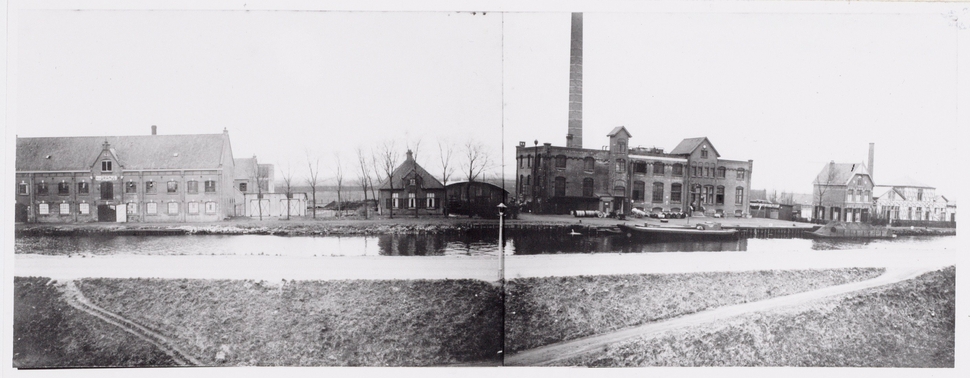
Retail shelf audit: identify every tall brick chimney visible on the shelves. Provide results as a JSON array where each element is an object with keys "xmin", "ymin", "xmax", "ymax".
[
  {"xmin": 566, "ymin": 12, "xmax": 583, "ymax": 149},
  {"xmin": 151, "ymin": 125, "xmax": 157, "ymax": 135},
  {"xmin": 868, "ymin": 143, "xmax": 875, "ymax": 182}
]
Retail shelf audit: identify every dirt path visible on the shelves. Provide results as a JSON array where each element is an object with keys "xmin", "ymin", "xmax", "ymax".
[
  {"xmin": 59, "ymin": 281, "xmax": 201, "ymax": 366},
  {"xmin": 505, "ymin": 266, "xmax": 940, "ymax": 366}
]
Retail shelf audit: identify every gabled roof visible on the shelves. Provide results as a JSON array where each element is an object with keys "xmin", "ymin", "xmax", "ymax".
[
  {"xmin": 444, "ymin": 180, "xmax": 510, "ymax": 195},
  {"xmin": 670, "ymin": 137, "xmax": 720, "ymax": 157},
  {"xmin": 814, "ymin": 162, "xmax": 871, "ymax": 186},
  {"xmin": 17, "ymin": 134, "xmax": 230, "ymax": 171},
  {"xmin": 607, "ymin": 126, "xmax": 632, "ymax": 138},
  {"xmin": 872, "ymin": 185, "xmax": 905, "ymax": 200},
  {"xmin": 879, "ymin": 175, "xmax": 934, "ymax": 189},
  {"xmin": 378, "ymin": 152, "xmax": 444, "ymax": 190},
  {"xmin": 234, "ymin": 157, "xmax": 256, "ymax": 178}
]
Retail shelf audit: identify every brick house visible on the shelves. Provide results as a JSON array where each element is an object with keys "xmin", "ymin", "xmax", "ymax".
[
  {"xmin": 15, "ymin": 128, "xmax": 238, "ymax": 223},
  {"xmin": 378, "ymin": 150, "xmax": 445, "ymax": 217},
  {"xmin": 873, "ymin": 178, "xmax": 956, "ymax": 223},
  {"xmin": 812, "ymin": 161, "xmax": 874, "ymax": 223}
]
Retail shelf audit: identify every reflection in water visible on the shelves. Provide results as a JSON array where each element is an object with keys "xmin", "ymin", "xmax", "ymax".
[{"xmin": 14, "ymin": 230, "xmax": 955, "ymax": 257}]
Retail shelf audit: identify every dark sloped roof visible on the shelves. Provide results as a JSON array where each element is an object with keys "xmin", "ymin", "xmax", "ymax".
[
  {"xmin": 607, "ymin": 126, "xmax": 632, "ymax": 138},
  {"xmin": 17, "ymin": 134, "xmax": 229, "ymax": 171},
  {"xmin": 444, "ymin": 181, "xmax": 510, "ymax": 195},
  {"xmin": 669, "ymin": 137, "xmax": 720, "ymax": 157},
  {"xmin": 378, "ymin": 153, "xmax": 444, "ymax": 190},
  {"xmin": 814, "ymin": 162, "xmax": 870, "ymax": 186}
]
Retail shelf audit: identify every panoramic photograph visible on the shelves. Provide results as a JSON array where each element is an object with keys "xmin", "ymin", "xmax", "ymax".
[{"xmin": 3, "ymin": 0, "xmax": 965, "ymax": 375}]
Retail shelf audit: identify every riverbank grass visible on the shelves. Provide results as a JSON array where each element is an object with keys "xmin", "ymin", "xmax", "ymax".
[
  {"xmin": 562, "ymin": 266, "xmax": 954, "ymax": 367},
  {"xmin": 75, "ymin": 278, "xmax": 502, "ymax": 366},
  {"xmin": 505, "ymin": 267, "xmax": 884, "ymax": 353}
]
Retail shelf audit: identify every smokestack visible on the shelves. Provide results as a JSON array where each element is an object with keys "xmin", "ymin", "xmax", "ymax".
[
  {"xmin": 151, "ymin": 125, "xmax": 157, "ymax": 135},
  {"xmin": 567, "ymin": 12, "xmax": 583, "ymax": 149},
  {"xmin": 868, "ymin": 143, "xmax": 874, "ymax": 181}
]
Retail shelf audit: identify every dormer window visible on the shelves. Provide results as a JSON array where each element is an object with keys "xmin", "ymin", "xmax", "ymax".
[{"xmin": 101, "ymin": 160, "xmax": 113, "ymax": 172}]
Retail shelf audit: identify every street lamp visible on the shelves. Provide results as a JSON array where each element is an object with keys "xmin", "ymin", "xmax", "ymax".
[
  {"xmin": 532, "ymin": 140, "xmax": 539, "ymax": 214},
  {"xmin": 497, "ymin": 202, "xmax": 507, "ymax": 282}
]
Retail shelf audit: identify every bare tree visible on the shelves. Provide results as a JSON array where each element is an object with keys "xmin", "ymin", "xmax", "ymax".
[
  {"xmin": 376, "ymin": 141, "xmax": 400, "ymax": 218},
  {"xmin": 305, "ymin": 149, "xmax": 321, "ymax": 219},
  {"xmin": 813, "ymin": 162, "xmax": 840, "ymax": 222},
  {"xmin": 250, "ymin": 155, "xmax": 265, "ymax": 221},
  {"xmin": 280, "ymin": 162, "xmax": 295, "ymax": 220},
  {"xmin": 459, "ymin": 139, "xmax": 491, "ymax": 211},
  {"xmin": 355, "ymin": 146, "xmax": 372, "ymax": 219},
  {"xmin": 333, "ymin": 152, "xmax": 345, "ymax": 217},
  {"xmin": 437, "ymin": 139, "xmax": 455, "ymax": 215}
]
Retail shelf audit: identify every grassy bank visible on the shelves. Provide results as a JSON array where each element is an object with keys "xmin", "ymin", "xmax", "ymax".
[
  {"xmin": 76, "ymin": 278, "xmax": 502, "ymax": 366},
  {"xmin": 505, "ymin": 267, "xmax": 884, "ymax": 353},
  {"xmin": 13, "ymin": 277, "xmax": 175, "ymax": 368},
  {"xmin": 561, "ymin": 266, "xmax": 954, "ymax": 367}
]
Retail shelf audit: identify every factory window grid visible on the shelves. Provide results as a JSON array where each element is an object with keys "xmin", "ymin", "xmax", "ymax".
[
  {"xmin": 168, "ymin": 202, "xmax": 179, "ymax": 215},
  {"xmin": 147, "ymin": 202, "xmax": 157, "ymax": 215},
  {"xmin": 671, "ymin": 183, "xmax": 682, "ymax": 203},
  {"xmin": 146, "ymin": 181, "xmax": 156, "ymax": 194},
  {"xmin": 735, "ymin": 187, "xmax": 744, "ymax": 204},
  {"xmin": 653, "ymin": 162, "xmax": 665, "ymax": 175},
  {"xmin": 188, "ymin": 202, "xmax": 200, "ymax": 215},
  {"xmin": 79, "ymin": 203, "xmax": 90, "ymax": 214},
  {"xmin": 554, "ymin": 177, "xmax": 566, "ymax": 197},
  {"xmin": 126, "ymin": 182, "xmax": 137, "ymax": 194},
  {"xmin": 615, "ymin": 159, "xmax": 626, "ymax": 173},
  {"xmin": 652, "ymin": 182, "xmax": 664, "ymax": 203},
  {"xmin": 672, "ymin": 164, "xmax": 684, "ymax": 177},
  {"xmin": 717, "ymin": 166, "xmax": 726, "ymax": 178},
  {"xmin": 58, "ymin": 181, "xmax": 70, "ymax": 195},
  {"xmin": 187, "ymin": 180, "xmax": 199, "ymax": 194},
  {"xmin": 77, "ymin": 181, "xmax": 89, "ymax": 195},
  {"xmin": 205, "ymin": 202, "xmax": 217, "ymax": 214},
  {"xmin": 167, "ymin": 181, "xmax": 178, "ymax": 193},
  {"xmin": 633, "ymin": 162, "xmax": 647, "ymax": 174},
  {"xmin": 36, "ymin": 182, "xmax": 49, "ymax": 195},
  {"xmin": 38, "ymin": 203, "xmax": 49, "ymax": 215},
  {"xmin": 59, "ymin": 203, "xmax": 70, "ymax": 214},
  {"xmin": 632, "ymin": 181, "xmax": 645, "ymax": 202}
]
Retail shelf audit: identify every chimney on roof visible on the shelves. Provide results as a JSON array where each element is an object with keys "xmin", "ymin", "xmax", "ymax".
[
  {"xmin": 151, "ymin": 125, "xmax": 157, "ymax": 135},
  {"xmin": 567, "ymin": 12, "xmax": 583, "ymax": 149},
  {"xmin": 868, "ymin": 143, "xmax": 875, "ymax": 182},
  {"xmin": 406, "ymin": 150, "xmax": 414, "ymax": 161}
]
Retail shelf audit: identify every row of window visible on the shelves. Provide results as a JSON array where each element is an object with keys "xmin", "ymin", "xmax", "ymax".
[
  {"xmin": 34, "ymin": 201, "xmax": 218, "ymax": 216},
  {"xmin": 846, "ymin": 189, "xmax": 871, "ymax": 203},
  {"xmin": 389, "ymin": 193, "xmax": 438, "ymax": 209},
  {"xmin": 19, "ymin": 180, "xmax": 218, "ymax": 195}
]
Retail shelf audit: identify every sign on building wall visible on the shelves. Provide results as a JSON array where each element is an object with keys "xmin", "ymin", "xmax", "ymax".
[{"xmin": 95, "ymin": 175, "xmax": 118, "ymax": 181}]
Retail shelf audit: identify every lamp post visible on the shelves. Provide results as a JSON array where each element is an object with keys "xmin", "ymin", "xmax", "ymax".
[
  {"xmin": 532, "ymin": 140, "xmax": 539, "ymax": 213},
  {"xmin": 497, "ymin": 202, "xmax": 507, "ymax": 282}
]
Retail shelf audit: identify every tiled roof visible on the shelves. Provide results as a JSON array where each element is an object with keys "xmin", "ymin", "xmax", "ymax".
[
  {"xmin": 607, "ymin": 126, "xmax": 632, "ymax": 138},
  {"xmin": 378, "ymin": 153, "xmax": 444, "ymax": 190},
  {"xmin": 814, "ymin": 162, "xmax": 870, "ymax": 186},
  {"xmin": 670, "ymin": 137, "xmax": 720, "ymax": 157},
  {"xmin": 17, "ymin": 134, "xmax": 229, "ymax": 171}
]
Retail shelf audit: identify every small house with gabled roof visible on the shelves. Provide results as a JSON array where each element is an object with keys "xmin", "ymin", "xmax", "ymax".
[
  {"xmin": 812, "ymin": 161, "xmax": 874, "ymax": 222},
  {"xmin": 378, "ymin": 150, "xmax": 445, "ymax": 217},
  {"xmin": 15, "ymin": 127, "xmax": 238, "ymax": 223}
]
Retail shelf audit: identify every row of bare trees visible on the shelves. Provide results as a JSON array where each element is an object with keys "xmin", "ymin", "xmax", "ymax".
[{"xmin": 290, "ymin": 138, "xmax": 492, "ymax": 220}]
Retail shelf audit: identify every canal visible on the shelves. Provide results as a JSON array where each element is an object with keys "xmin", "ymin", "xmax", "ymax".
[{"xmin": 14, "ymin": 228, "xmax": 957, "ymax": 257}]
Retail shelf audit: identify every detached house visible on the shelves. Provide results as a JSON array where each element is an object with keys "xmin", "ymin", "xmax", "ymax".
[
  {"xmin": 15, "ymin": 127, "xmax": 238, "ymax": 223},
  {"xmin": 378, "ymin": 150, "xmax": 445, "ymax": 217},
  {"xmin": 812, "ymin": 161, "xmax": 874, "ymax": 223}
]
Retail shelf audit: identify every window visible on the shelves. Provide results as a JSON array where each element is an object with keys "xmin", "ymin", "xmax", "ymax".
[
  {"xmin": 650, "ymin": 182, "xmax": 663, "ymax": 203},
  {"xmin": 653, "ymin": 163, "xmax": 665, "ymax": 175},
  {"xmin": 77, "ymin": 182, "xmax": 89, "ymax": 194},
  {"xmin": 205, "ymin": 180, "xmax": 217, "ymax": 193},
  {"xmin": 617, "ymin": 140, "xmax": 627, "ymax": 153},
  {"xmin": 671, "ymin": 183, "xmax": 682, "ymax": 203},
  {"xmin": 614, "ymin": 185, "xmax": 626, "ymax": 197},
  {"xmin": 38, "ymin": 203, "xmax": 49, "ymax": 215},
  {"xmin": 126, "ymin": 182, "xmax": 137, "ymax": 194},
  {"xmin": 58, "ymin": 182, "xmax": 70, "ymax": 195},
  {"xmin": 737, "ymin": 169, "xmax": 746, "ymax": 180},
  {"xmin": 189, "ymin": 202, "xmax": 200, "ymax": 215},
  {"xmin": 716, "ymin": 186, "xmax": 725, "ymax": 205},
  {"xmin": 526, "ymin": 175, "xmax": 531, "ymax": 186},
  {"xmin": 392, "ymin": 193, "xmax": 400, "ymax": 208},
  {"xmin": 167, "ymin": 181, "xmax": 178, "ymax": 193},
  {"xmin": 615, "ymin": 159, "xmax": 626, "ymax": 173},
  {"xmin": 554, "ymin": 177, "xmax": 566, "ymax": 197},
  {"xmin": 37, "ymin": 182, "xmax": 49, "ymax": 195},
  {"xmin": 704, "ymin": 185, "xmax": 715, "ymax": 204},
  {"xmin": 80, "ymin": 203, "xmax": 90, "ymax": 214},
  {"xmin": 582, "ymin": 178, "xmax": 594, "ymax": 197},
  {"xmin": 848, "ymin": 189, "xmax": 855, "ymax": 202},
  {"xmin": 205, "ymin": 202, "xmax": 217, "ymax": 214},
  {"xmin": 633, "ymin": 162, "xmax": 647, "ymax": 174},
  {"xmin": 555, "ymin": 155, "xmax": 567, "ymax": 169},
  {"xmin": 584, "ymin": 157, "xmax": 595, "ymax": 172},
  {"xmin": 632, "ymin": 181, "xmax": 645, "ymax": 201},
  {"xmin": 701, "ymin": 149, "xmax": 709, "ymax": 159},
  {"xmin": 60, "ymin": 203, "xmax": 70, "ymax": 214},
  {"xmin": 146, "ymin": 181, "xmax": 156, "ymax": 194},
  {"xmin": 736, "ymin": 187, "xmax": 744, "ymax": 204},
  {"xmin": 519, "ymin": 156, "xmax": 524, "ymax": 169},
  {"xmin": 128, "ymin": 203, "xmax": 137, "ymax": 215},
  {"xmin": 427, "ymin": 193, "xmax": 436, "ymax": 209},
  {"xmin": 917, "ymin": 189, "xmax": 924, "ymax": 201},
  {"xmin": 691, "ymin": 164, "xmax": 698, "ymax": 177},
  {"xmin": 168, "ymin": 202, "xmax": 179, "ymax": 215},
  {"xmin": 147, "ymin": 202, "xmax": 157, "ymax": 215},
  {"xmin": 408, "ymin": 193, "xmax": 416, "ymax": 208},
  {"xmin": 716, "ymin": 166, "xmax": 726, "ymax": 178},
  {"xmin": 527, "ymin": 155, "xmax": 532, "ymax": 168},
  {"xmin": 239, "ymin": 183, "xmax": 248, "ymax": 192},
  {"xmin": 187, "ymin": 180, "xmax": 199, "ymax": 194},
  {"xmin": 101, "ymin": 160, "xmax": 112, "ymax": 172},
  {"xmin": 408, "ymin": 178, "xmax": 416, "ymax": 186},
  {"xmin": 18, "ymin": 182, "xmax": 28, "ymax": 195},
  {"xmin": 672, "ymin": 164, "xmax": 683, "ymax": 177}
]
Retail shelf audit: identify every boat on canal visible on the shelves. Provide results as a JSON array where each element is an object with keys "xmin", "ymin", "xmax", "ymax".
[
  {"xmin": 617, "ymin": 222, "xmax": 738, "ymax": 239},
  {"xmin": 807, "ymin": 221, "xmax": 895, "ymax": 239}
]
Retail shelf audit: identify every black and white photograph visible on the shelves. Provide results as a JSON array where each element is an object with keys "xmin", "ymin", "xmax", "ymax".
[{"xmin": 2, "ymin": 0, "xmax": 965, "ymax": 375}]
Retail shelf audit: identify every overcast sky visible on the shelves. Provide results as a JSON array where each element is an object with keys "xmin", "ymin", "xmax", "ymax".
[{"xmin": 7, "ymin": 2, "xmax": 967, "ymax": 199}]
